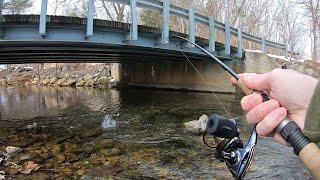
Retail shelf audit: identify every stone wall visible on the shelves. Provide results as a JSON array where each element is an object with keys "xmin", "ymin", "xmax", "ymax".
[
  {"xmin": 244, "ymin": 50, "xmax": 320, "ymax": 79},
  {"xmin": 0, "ymin": 64, "xmax": 113, "ymax": 87}
]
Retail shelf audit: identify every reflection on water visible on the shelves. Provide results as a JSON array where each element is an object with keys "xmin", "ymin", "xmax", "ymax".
[
  {"xmin": 0, "ymin": 87, "xmax": 121, "ymax": 120},
  {"xmin": 0, "ymin": 86, "xmax": 311, "ymax": 179}
]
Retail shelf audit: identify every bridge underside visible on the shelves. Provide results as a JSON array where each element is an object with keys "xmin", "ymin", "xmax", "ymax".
[
  {"xmin": 0, "ymin": 15, "xmax": 239, "ymax": 64},
  {"xmin": 0, "ymin": 41, "xmax": 229, "ymax": 64}
]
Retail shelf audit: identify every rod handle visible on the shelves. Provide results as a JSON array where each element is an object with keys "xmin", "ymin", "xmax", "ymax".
[
  {"xmin": 299, "ymin": 143, "xmax": 320, "ymax": 179},
  {"xmin": 277, "ymin": 120, "xmax": 320, "ymax": 179}
]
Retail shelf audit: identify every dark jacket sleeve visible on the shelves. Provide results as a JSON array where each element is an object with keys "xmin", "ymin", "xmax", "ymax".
[{"xmin": 304, "ymin": 82, "xmax": 320, "ymax": 147}]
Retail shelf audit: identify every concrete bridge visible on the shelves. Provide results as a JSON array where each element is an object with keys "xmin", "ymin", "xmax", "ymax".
[{"xmin": 0, "ymin": 0, "xmax": 288, "ymax": 92}]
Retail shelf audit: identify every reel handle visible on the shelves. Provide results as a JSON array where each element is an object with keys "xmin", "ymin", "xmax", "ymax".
[{"xmin": 237, "ymin": 79, "xmax": 320, "ymax": 179}]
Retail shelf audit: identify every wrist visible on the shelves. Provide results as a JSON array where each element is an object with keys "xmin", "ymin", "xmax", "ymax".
[{"xmin": 304, "ymin": 81, "xmax": 320, "ymax": 146}]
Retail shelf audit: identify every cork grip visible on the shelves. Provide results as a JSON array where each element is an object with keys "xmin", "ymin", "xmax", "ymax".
[{"xmin": 299, "ymin": 143, "xmax": 320, "ymax": 179}]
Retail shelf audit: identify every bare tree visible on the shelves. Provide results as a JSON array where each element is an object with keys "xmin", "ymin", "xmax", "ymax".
[
  {"xmin": 298, "ymin": 0, "xmax": 320, "ymax": 61},
  {"xmin": 66, "ymin": 0, "xmax": 88, "ymax": 17},
  {"xmin": 3, "ymin": 0, "xmax": 32, "ymax": 14},
  {"xmin": 100, "ymin": 0, "xmax": 126, "ymax": 22}
]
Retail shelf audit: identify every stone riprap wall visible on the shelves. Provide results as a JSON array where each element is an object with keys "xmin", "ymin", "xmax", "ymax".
[{"xmin": 0, "ymin": 64, "xmax": 113, "ymax": 87}]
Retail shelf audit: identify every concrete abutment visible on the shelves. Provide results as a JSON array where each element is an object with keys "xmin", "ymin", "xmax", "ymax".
[{"xmin": 111, "ymin": 50, "xmax": 320, "ymax": 93}]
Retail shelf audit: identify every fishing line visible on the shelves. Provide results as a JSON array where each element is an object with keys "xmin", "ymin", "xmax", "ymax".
[{"xmin": 177, "ymin": 48, "xmax": 233, "ymax": 119}]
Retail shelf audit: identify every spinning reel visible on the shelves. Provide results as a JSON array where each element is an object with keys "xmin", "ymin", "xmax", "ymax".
[{"xmin": 203, "ymin": 114, "xmax": 257, "ymax": 179}]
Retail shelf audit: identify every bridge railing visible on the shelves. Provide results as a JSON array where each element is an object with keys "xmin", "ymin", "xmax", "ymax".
[
  {"xmin": 0, "ymin": 0, "xmax": 288, "ymax": 59},
  {"xmin": 105, "ymin": 0, "xmax": 288, "ymax": 58}
]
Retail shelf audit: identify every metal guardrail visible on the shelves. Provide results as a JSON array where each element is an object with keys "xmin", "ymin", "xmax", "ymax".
[
  {"xmin": 106, "ymin": 0, "xmax": 288, "ymax": 58},
  {"xmin": 0, "ymin": 0, "xmax": 288, "ymax": 58}
]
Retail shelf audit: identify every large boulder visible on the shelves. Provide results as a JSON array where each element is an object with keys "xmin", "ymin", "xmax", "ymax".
[
  {"xmin": 61, "ymin": 65, "xmax": 69, "ymax": 73},
  {"xmin": 184, "ymin": 114, "xmax": 208, "ymax": 134},
  {"xmin": 85, "ymin": 78, "xmax": 95, "ymax": 86},
  {"xmin": 31, "ymin": 77, "xmax": 39, "ymax": 85},
  {"xmin": 0, "ymin": 78, "xmax": 6, "ymax": 85},
  {"xmin": 55, "ymin": 78, "xmax": 66, "ymax": 86},
  {"xmin": 63, "ymin": 78, "xmax": 76, "ymax": 86},
  {"xmin": 40, "ymin": 77, "xmax": 51, "ymax": 85},
  {"xmin": 100, "ymin": 66, "xmax": 111, "ymax": 77},
  {"xmin": 6, "ymin": 146, "xmax": 23, "ymax": 155},
  {"xmin": 76, "ymin": 78, "xmax": 86, "ymax": 86},
  {"xmin": 49, "ymin": 77, "xmax": 58, "ymax": 85},
  {"xmin": 82, "ymin": 74, "xmax": 92, "ymax": 81},
  {"xmin": 96, "ymin": 76, "xmax": 109, "ymax": 86}
]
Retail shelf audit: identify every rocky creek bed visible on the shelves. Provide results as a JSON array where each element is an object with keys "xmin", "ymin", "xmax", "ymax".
[{"xmin": 0, "ymin": 86, "xmax": 312, "ymax": 179}]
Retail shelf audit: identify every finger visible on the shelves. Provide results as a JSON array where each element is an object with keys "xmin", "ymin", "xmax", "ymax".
[
  {"xmin": 230, "ymin": 77, "xmax": 237, "ymax": 86},
  {"xmin": 246, "ymin": 99, "xmax": 280, "ymax": 124},
  {"xmin": 256, "ymin": 107, "xmax": 287, "ymax": 136},
  {"xmin": 240, "ymin": 73, "xmax": 272, "ymax": 91},
  {"xmin": 240, "ymin": 93, "xmax": 263, "ymax": 111}
]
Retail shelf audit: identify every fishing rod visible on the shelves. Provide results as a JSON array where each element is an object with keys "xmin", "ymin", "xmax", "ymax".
[{"xmin": 172, "ymin": 35, "xmax": 320, "ymax": 180}]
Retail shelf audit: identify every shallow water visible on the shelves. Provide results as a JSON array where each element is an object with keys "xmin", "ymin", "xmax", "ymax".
[{"xmin": 0, "ymin": 86, "xmax": 311, "ymax": 179}]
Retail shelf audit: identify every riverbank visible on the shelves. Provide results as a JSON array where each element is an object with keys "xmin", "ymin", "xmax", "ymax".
[{"xmin": 0, "ymin": 64, "xmax": 113, "ymax": 88}]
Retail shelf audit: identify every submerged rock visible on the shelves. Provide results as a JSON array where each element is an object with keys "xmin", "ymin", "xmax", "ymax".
[
  {"xmin": 95, "ymin": 139, "xmax": 114, "ymax": 149},
  {"xmin": 65, "ymin": 153, "xmax": 79, "ymax": 162},
  {"xmin": 6, "ymin": 146, "xmax": 23, "ymax": 155},
  {"xmin": 19, "ymin": 154, "xmax": 34, "ymax": 162},
  {"xmin": 184, "ymin": 114, "xmax": 208, "ymax": 134},
  {"xmin": 29, "ymin": 172, "xmax": 50, "ymax": 180},
  {"xmin": 26, "ymin": 122, "xmax": 37, "ymax": 130},
  {"xmin": 117, "ymin": 169, "xmax": 144, "ymax": 179},
  {"xmin": 56, "ymin": 154, "xmax": 66, "ymax": 163},
  {"xmin": 78, "ymin": 130, "xmax": 102, "ymax": 139},
  {"xmin": 64, "ymin": 142, "xmax": 79, "ymax": 153},
  {"xmin": 51, "ymin": 144, "xmax": 61, "ymax": 155}
]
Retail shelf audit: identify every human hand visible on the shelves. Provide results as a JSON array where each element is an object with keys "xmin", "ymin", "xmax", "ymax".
[{"xmin": 231, "ymin": 69, "xmax": 318, "ymax": 144}]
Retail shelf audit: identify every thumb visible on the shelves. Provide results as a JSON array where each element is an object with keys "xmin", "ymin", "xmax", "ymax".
[{"xmin": 240, "ymin": 73, "xmax": 272, "ymax": 91}]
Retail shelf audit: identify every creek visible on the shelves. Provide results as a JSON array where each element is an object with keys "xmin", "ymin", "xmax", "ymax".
[{"xmin": 0, "ymin": 86, "xmax": 311, "ymax": 179}]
